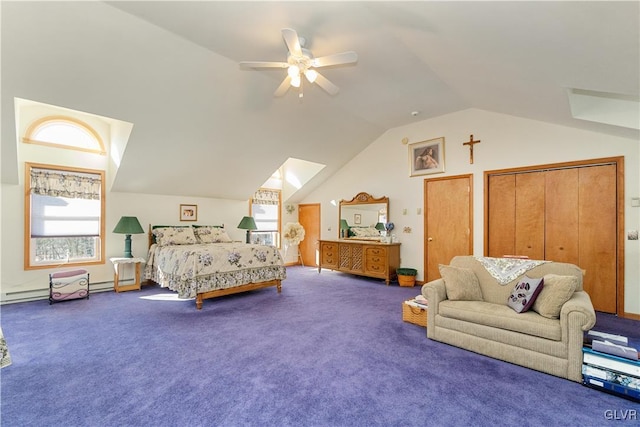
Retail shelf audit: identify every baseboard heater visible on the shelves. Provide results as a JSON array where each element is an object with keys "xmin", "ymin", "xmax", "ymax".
[{"xmin": 1, "ymin": 281, "xmax": 114, "ymax": 305}]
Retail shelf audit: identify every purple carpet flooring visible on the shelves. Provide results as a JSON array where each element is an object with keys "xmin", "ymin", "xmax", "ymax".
[{"xmin": 1, "ymin": 266, "xmax": 638, "ymax": 426}]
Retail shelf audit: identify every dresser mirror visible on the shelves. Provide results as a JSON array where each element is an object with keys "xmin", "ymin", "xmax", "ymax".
[{"xmin": 339, "ymin": 192, "xmax": 389, "ymax": 240}]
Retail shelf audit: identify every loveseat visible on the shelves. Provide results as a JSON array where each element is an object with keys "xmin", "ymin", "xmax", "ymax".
[{"xmin": 421, "ymin": 256, "xmax": 596, "ymax": 382}]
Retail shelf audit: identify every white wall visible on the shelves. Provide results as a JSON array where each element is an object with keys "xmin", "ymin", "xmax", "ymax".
[{"xmin": 302, "ymin": 108, "xmax": 640, "ymax": 315}]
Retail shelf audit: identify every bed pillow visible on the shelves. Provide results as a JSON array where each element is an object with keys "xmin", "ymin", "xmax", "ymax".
[
  {"xmin": 152, "ymin": 227, "xmax": 197, "ymax": 246},
  {"xmin": 350, "ymin": 226, "xmax": 380, "ymax": 238},
  {"xmin": 439, "ymin": 264, "xmax": 483, "ymax": 301},
  {"xmin": 531, "ymin": 274, "xmax": 577, "ymax": 319},
  {"xmin": 194, "ymin": 226, "xmax": 232, "ymax": 243},
  {"xmin": 507, "ymin": 276, "xmax": 544, "ymax": 313}
]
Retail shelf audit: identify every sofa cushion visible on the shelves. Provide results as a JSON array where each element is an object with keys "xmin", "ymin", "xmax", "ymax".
[
  {"xmin": 439, "ymin": 300, "xmax": 562, "ymax": 341},
  {"xmin": 532, "ymin": 274, "xmax": 577, "ymax": 319},
  {"xmin": 439, "ymin": 264, "xmax": 483, "ymax": 301},
  {"xmin": 507, "ymin": 276, "xmax": 544, "ymax": 313}
]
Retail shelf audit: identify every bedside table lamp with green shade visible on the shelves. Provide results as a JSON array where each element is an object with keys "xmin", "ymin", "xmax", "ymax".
[
  {"xmin": 340, "ymin": 219, "xmax": 350, "ymax": 238},
  {"xmin": 113, "ymin": 216, "xmax": 144, "ymax": 258},
  {"xmin": 237, "ymin": 216, "xmax": 257, "ymax": 244}
]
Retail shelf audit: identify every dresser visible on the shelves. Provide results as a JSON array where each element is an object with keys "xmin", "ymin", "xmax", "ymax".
[{"xmin": 318, "ymin": 239, "xmax": 401, "ymax": 285}]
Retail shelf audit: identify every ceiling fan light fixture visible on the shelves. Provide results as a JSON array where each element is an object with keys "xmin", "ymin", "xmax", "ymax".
[
  {"xmin": 290, "ymin": 74, "xmax": 301, "ymax": 88},
  {"xmin": 304, "ymin": 69, "xmax": 318, "ymax": 83},
  {"xmin": 287, "ymin": 65, "xmax": 300, "ymax": 79}
]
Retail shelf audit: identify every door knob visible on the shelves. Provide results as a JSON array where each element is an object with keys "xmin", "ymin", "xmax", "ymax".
[{"xmin": 428, "ymin": 237, "xmax": 433, "ymax": 242}]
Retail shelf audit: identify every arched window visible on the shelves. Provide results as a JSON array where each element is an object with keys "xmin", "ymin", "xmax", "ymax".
[{"xmin": 23, "ymin": 116, "xmax": 105, "ymax": 155}]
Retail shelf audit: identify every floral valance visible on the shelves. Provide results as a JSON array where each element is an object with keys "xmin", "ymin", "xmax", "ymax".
[
  {"xmin": 253, "ymin": 189, "xmax": 280, "ymax": 205},
  {"xmin": 30, "ymin": 168, "xmax": 102, "ymax": 200}
]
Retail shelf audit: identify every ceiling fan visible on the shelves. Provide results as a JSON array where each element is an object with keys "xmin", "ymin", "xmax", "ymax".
[{"xmin": 240, "ymin": 28, "xmax": 358, "ymax": 98}]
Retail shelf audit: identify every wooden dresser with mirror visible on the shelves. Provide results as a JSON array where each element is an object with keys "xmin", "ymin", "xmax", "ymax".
[{"xmin": 318, "ymin": 192, "xmax": 400, "ymax": 285}]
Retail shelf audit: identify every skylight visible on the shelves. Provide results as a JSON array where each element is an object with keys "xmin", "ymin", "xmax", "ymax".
[{"xmin": 567, "ymin": 89, "xmax": 640, "ymax": 130}]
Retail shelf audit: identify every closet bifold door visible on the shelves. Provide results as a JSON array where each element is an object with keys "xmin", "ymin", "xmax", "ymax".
[
  {"xmin": 486, "ymin": 161, "xmax": 619, "ymax": 314},
  {"xmin": 514, "ymin": 172, "xmax": 545, "ymax": 260},
  {"xmin": 577, "ymin": 164, "xmax": 617, "ymax": 313},
  {"xmin": 545, "ymin": 168, "xmax": 579, "ymax": 264},
  {"xmin": 487, "ymin": 174, "xmax": 516, "ymax": 258}
]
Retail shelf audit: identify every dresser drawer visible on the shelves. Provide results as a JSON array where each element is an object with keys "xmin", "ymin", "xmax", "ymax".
[
  {"xmin": 365, "ymin": 247, "xmax": 387, "ymax": 258},
  {"xmin": 321, "ymin": 243, "xmax": 338, "ymax": 268}
]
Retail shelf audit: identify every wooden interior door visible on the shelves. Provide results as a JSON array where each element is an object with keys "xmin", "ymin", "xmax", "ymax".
[
  {"xmin": 298, "ymin": 203, "xmax": 320, "ymax": 267},
  {"xmin": 425, "ymin": 175, "xmax": 473, "ymax": 283}
]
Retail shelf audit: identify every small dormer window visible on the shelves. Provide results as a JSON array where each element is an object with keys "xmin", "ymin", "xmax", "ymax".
[{"xmin": 23, "ymin": 116, "xmax": 105, "ymax": 155}]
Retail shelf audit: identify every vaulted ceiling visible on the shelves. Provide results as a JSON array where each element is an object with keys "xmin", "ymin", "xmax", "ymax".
[{"xmin": 2, "ymin": 1, "xmax": 638, "ymax": 201}]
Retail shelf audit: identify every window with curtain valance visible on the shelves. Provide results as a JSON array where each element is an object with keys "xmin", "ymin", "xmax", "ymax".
[
  {"xmin": 250, "ymin": 188, "xmax": 281, "ymax": 247},
  {"xmin": 25, "ymin": 163, "xmax": 105, "ymax": 269}
]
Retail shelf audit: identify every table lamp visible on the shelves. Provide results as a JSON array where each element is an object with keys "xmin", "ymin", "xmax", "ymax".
[
  {"xmin": 113, "ymin": 216, "xmax": 144, "ymax": 258},
  {"xmin": 340, "ymin": 219, "xmax": 350, "ymax": 238},
  {"xmin": 237, "ymin": 216, "xmax": 257, "ymax": 243}
]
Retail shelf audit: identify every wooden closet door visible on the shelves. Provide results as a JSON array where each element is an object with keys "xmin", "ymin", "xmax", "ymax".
[
  {"xmin": 487, "ymin": 175, "xmax": 516, "ymax": 257},
  {"xmin": 579, "ymin": 165, "xmax": 617, "ymax": 313},
  {"xmin": 514, "ymin": 172, "xmax": 545, "ymax": 260},
  {"xmin": 545, "ymin": 169, "xmax": 579, "ymax": 264}
]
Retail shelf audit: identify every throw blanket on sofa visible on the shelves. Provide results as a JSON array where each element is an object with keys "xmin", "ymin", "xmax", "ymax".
[{"xmin": 475, "ymin": 257, "xmax": 549, "ymax": 285}]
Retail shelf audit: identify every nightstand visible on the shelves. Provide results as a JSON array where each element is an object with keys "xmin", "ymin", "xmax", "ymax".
[{"xmin": 110, "ymin": 257, "xmax": 145, "ymax": 292}]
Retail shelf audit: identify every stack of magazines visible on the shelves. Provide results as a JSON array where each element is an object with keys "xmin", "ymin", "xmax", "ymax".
[
  {"xmin": 405, "ymin": 295, "xmax": 428, "ymax": 309},
  {"xmin": 582, "ymin": 330, "xmax": 639, "ymax": 402}
]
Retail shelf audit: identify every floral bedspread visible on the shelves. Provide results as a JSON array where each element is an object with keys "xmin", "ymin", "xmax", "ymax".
[{"xmin": 145, "ymin": 243, "xmax": 286, "ymax": 299}]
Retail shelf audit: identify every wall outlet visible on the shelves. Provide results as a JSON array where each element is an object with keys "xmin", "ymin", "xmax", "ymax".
[
  {"xmin": 402, "ymin": 208, "xmax": 407, "ymax": 215},
  {"xmin": 416, "ymin": 208, "xmax": 422, "ymax": 215}
]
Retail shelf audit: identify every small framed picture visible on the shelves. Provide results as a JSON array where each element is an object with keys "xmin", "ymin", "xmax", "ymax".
[
  {"xmin": 409, "ymin": 137, "xmax": 445, "ymax": 176},
  {"xmin": 180, "ymin": 204, "xmax": 198, "ymax": 221},
  {"xmin": 354, "ymin": 214, "xmax": 362, "ymax": 225}
]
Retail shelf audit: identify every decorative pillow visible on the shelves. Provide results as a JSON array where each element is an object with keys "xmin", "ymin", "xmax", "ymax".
[
  {"xmin": 507, "ymin": 275, "xmax": 544, "ymax": 313},
  {"xmin": 194, "ymin": 226, "xmax": 232, "ymax": 243},
  {"xmin": 152, "ymin": 227, "xmax": 197, "ymax": 246},
  {"xmin": 439, "ymin": 264, "xmax": 483, "ymax": 301},
  {"xmin": 531, "ymin": 274, "xmax": 577, "ymax": 319}
]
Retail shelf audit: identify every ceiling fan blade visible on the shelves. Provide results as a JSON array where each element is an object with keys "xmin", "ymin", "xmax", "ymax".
[
  {"xmin": 314, "ymin": 72, "xmax": 339, "ymax": 96},
  {"xmin": 281, "ymin": 28, "xmax": 302, "ymax": 57},
  {"xmin": 312, "ymin": 51, "xmax": 358, "ymax": 68},
  {"xmin": 274, "ymin": 75, "xmax": 292, "ymax": 97},
  {"xmin": 239, "ymin": 61, "xmax": 288, "ymax": 69}
]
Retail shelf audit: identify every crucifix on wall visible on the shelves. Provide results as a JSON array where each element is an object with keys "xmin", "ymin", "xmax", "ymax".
[{"xmin": 463, "ymin": 134, "xmax": 481, "ymax": 164}]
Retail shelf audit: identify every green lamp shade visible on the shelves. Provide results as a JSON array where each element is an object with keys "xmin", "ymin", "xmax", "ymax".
[
  {"xmin": 113, "ymin": 216, "xmax": 144, "ymax": 258},
  {"xmin": 340, "ymin": 219, "xmax": 350, "ymax": 238},
  {"xmin": 238, "ymin": 216, "xmax": 257, "ymax": 243},
  {"xmin": 375, "ymin": 222, "xmax": 385, "ymax": 231}
]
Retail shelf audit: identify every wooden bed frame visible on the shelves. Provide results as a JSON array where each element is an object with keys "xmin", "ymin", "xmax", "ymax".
[{"xmin": 147, "ymin": 225, "xmax": 282, "ymax": 310}]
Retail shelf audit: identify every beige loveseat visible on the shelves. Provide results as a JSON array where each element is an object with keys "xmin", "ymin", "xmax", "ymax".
[{"xmin": 421, "ymin": 256, "xmax": 596, "ymax": 382}]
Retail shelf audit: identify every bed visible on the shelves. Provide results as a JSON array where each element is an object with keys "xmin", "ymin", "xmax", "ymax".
[
  {"xmin": 345, "ymin": 225, "xmax": 384, "ymax": 241},
  {"xmin": 144, "ymin": 225, "xmax": 286, "ymax": 310}
]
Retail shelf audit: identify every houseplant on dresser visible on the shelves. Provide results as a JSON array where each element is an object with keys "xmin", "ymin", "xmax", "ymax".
[{"xmin": 396, "ymin": 268, "xmax": 417, "ymax": 287}]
